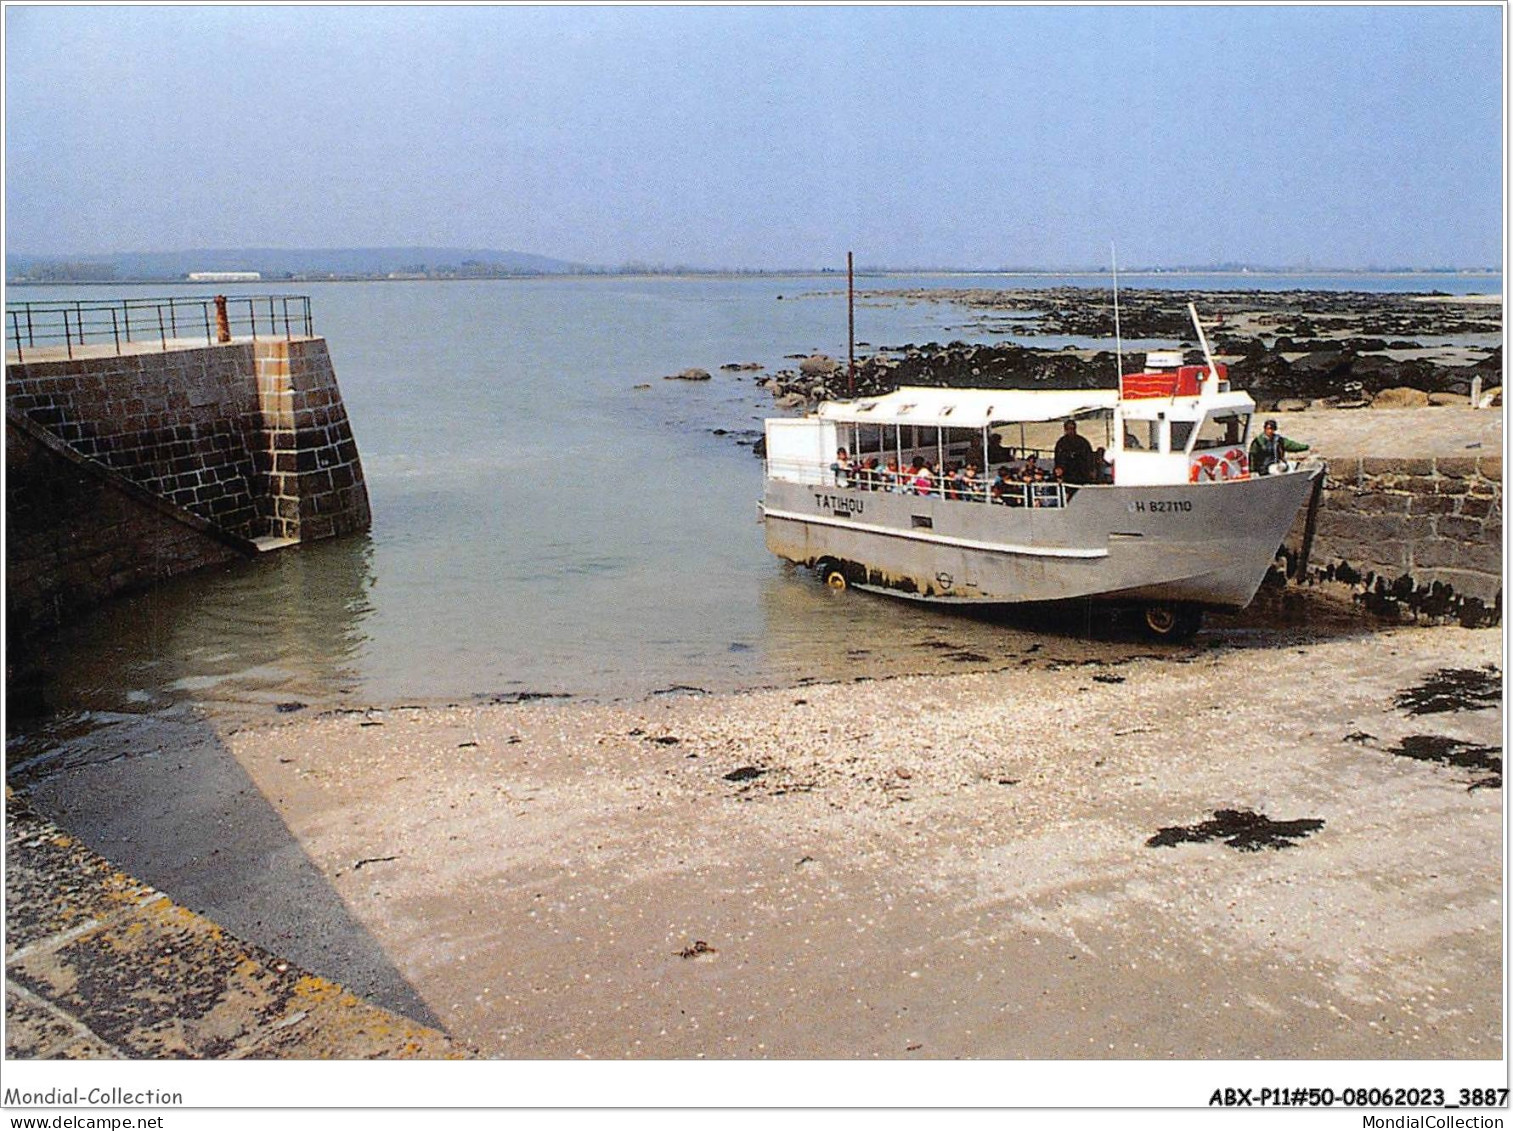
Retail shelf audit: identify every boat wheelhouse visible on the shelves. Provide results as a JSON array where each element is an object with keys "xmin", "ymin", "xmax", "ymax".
[{"xmin": 759, "ymin": 340, "xmax": 1323, "ymax": 638}]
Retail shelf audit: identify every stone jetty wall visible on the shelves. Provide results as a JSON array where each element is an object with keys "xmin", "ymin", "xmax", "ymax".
[
  {"xmin": 7, "ymin": 341, "xmax": 268, "ymax": 537},
  {"xmin": 1287, "ymin": 454, "xmax": 1502, "ymax": 624},
  {"xmin": 253, "ymin": 338, "xmax": 372, "ymax": 542},
  {"xmin": 6, "ymin": 336, "xmax": 370, "ymax": 639},
  {"xmin": 5, "ymin": 414, "xmax": 249, "ymax": 642}
]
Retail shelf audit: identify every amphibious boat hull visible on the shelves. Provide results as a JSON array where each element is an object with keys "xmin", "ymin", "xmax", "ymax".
[{"xmin": 761, "ymin": 469, "xmax": 1320, "ymax": 609}]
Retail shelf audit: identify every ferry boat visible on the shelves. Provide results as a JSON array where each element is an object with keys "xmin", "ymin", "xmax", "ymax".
[{"xmin": 759, "ymin": 308, "xmax": 1323, "ymax": 639}]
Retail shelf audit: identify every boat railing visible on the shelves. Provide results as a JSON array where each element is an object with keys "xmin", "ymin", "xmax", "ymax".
[
  {"xmin": 6, "ymin": 295, "xmax": 314, "ymax": 362},
  {"xmin": 767, "ymin": 456, "xmax": 1073, "ymax": 508}
]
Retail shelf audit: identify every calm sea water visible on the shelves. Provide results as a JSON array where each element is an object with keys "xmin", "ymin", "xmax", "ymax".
[{"xmin": 9, "ymin": 272, "xmax": 1501, "ymax": 736}]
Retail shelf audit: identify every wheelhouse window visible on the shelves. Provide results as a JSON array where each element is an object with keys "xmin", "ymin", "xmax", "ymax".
[
  {"xmin": 1170, "ymin": 420, "xmax": 1195, "ymax": 452},
  {"xmin": 1194, "ymin": 411, "xmax": 1249, "ymax": 451},
  {"xmin": 1123, "ymin": 418, "xmax": 1161, "ymax": 452}
]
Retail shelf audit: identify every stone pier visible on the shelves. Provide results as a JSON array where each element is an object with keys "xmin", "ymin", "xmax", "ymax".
[
  {"xmin": 6, "ymin": 325, "xmax": 371, "ymax": 639},
  {"xmin": 1278, "ymin": 407, "xmax": 1502, "ymax": 624}
]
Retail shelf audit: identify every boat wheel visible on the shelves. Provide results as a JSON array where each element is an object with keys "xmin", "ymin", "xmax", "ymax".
[
  {"xmin": 1141, "ymin": 603, "xmax": 1203, "ymax": 641},
  {"xmin": 817, "ymin": 560, "xmax": 848, "ymax": 591}
]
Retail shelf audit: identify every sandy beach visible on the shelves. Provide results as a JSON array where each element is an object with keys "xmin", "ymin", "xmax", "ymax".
[{"xmin": 19, "ymin": 608, "xmax": 1502, "ymax": 1060}]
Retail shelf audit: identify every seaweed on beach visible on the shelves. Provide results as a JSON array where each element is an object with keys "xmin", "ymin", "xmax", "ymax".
[
  {"xmin": 1385, "ymin": 734, "xmax": 1501, "ymax": 791},
  {"xmin": 483, "ymin": 691, "xmax": 571, "ymax": 705},
  {"xmin": 1394, "ymin": 667, "xmax": 1501, "ymax": 716},
  {"xmin": 1146, "ymin": 809, "xmax": 1325, "ymax": 852}
]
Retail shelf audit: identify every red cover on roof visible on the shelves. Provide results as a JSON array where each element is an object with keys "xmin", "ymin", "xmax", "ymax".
[{"xmin": 1121, "ymin": 364, "xmax": 1223, "ymax": 399}]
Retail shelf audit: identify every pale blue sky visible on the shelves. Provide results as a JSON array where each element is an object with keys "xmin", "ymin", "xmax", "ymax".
[{"xmin": 4, "ymin": 4, "xmax": 1503, "ymax": 269}]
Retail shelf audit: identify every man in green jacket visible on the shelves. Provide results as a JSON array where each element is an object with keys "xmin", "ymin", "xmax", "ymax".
[{"xmin": 1249, "ymin": 419, "xmax": 1310, "ymax": 475}]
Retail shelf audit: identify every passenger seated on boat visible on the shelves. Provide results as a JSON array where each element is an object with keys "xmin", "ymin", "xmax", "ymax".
[
  {"xmin": 962, "ymin": 463, "xmax": 985, "ymax": 503},
  {"xmin": 883, "ymin": 458, "xmax": 902, "ymax": 492},
  {"xmin": 956, "ymin": 463, "xmax": 975, "ymax": 501},
  {"xmin": 858, "ymin": 456, "xmax": 881, "ymax": 491},
  {"xmin": 909, "ymin": 456, "xmax": 935, "ymax": 496},
  {"xmin": 1006, "ymin": 466, "xmax": 1034, "ymax": 507},
  {"xmin": 989, "ymin": 466, "xmax": 1015, "ymax": 504},
  {"xmin": 831, "ymin": 448, "xmax": 853, "ymax": 487},
  {"xmin": 1032, "ymin": 467, "xmax": 1061, "ymax": 508}
]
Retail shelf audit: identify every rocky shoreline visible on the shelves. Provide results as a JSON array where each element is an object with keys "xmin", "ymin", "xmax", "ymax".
[{"xmin": 751, "ymin": 288, "xmax": 1501, "ymax": 412}]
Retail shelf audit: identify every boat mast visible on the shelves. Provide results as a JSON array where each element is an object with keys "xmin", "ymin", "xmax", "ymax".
[
  {"xmin": 1111, "ymin": 243, "xmax": 1125, "ymax": 383},
  {"xmin": 1188, "ymin": 302, "xmax": 1220, "ymax": 395},
  {"xmin": 847, "ymin": 251, "xmax": 855, "ymax": 397}
]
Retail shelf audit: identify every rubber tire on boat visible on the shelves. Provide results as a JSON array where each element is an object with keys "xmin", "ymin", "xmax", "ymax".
[
  {"xmin": 817, "ymin": 560, "xmax": 848, "ymax": 591},
  {"xmin": 1141, "ymin": 603, "xmax": 1203, "ymax": 641}
]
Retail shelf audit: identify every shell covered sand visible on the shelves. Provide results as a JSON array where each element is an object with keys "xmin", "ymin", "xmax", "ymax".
[{"xmin": 22, "ymin": 623, "xmax": 1502, "ymax": 1060}]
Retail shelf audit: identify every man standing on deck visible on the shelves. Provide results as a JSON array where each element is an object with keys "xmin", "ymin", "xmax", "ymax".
[
  {"xmin": 1249, "ymin": 419, "xmax": 1310, "ymax": 475},
  {"xmin": 1054, "ymin": 419, "xmax": 1095, "ymax": 483}
]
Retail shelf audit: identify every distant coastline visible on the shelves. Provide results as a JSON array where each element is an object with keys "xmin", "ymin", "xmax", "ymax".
[
  {"xmin": 4, "ymin": 245, "xmax": 1500, "ymax": 289},
  {"xmin": 7, "ymin": 267, "xmax": 1503, "ymax": 288}
]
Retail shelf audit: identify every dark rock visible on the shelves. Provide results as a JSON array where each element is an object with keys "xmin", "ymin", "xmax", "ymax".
[{"xmin": 799, "ymin": 354, "xmax": 840, "ymax": 378}]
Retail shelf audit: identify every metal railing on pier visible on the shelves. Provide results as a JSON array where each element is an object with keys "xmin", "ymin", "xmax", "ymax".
[{"xmin": 5, "ymin": 295, "xmax": 314, "ymax": 362}]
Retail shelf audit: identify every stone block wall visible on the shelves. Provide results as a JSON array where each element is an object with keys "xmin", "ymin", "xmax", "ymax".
[
  {"xmin": 1287, "ymin": 454, "xmax": 1502, "ymax": 622},
  {"xmin": 253, "ymin": 339, "xmax": 371, "ymax": 542},
  {"xmin": 6, "ymin": 335, "xmax": 371, "ymax": 639},
  {"xmin": 7, "ymin": 343, "xmax": 267, "ymax": 539},
  {"xmin": 6, "ymin": 416, "xmax": 245, "ymax": 643}
]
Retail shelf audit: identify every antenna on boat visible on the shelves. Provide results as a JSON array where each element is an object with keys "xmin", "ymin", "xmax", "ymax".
[
  {"xmin": 847, "ymin": 251, "xmax": 856, "ymax": 397},
  {"xmin": 1111, "ymin": 243, "xmax": 1125, "ymax": 384},
  {"xmin": 1187, "ymin": 301, "xmax": 1219, "ymax": 395}
]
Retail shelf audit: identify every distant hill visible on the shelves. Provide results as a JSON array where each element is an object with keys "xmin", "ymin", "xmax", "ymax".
[
  {"xmin": 6, "ymin": 249, "xmax": 1499, "ymax": 284},
  {"xmin": 6, "ymin": 246, "xmax": 591, "ymax": 282}
]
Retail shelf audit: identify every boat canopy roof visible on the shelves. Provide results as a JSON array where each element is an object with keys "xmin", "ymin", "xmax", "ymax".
[{"xmin": 815, "ymin": 386, "xmax": 1121, "ymax": 428}]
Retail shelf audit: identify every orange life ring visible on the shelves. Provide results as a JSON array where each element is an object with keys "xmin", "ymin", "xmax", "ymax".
[
  {"xmin": 1192, "ymin": 450, "xmax": 1248, "ymax": 483},
  {"xmin": 1190, "ymin": 455, "xmax": 1220, "ymax": 482}
]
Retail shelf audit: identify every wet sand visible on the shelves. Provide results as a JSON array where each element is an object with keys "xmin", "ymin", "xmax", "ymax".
[{"xmin": 19, "ymin": 612, "xmax": 1502, "ymax": 1060}]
